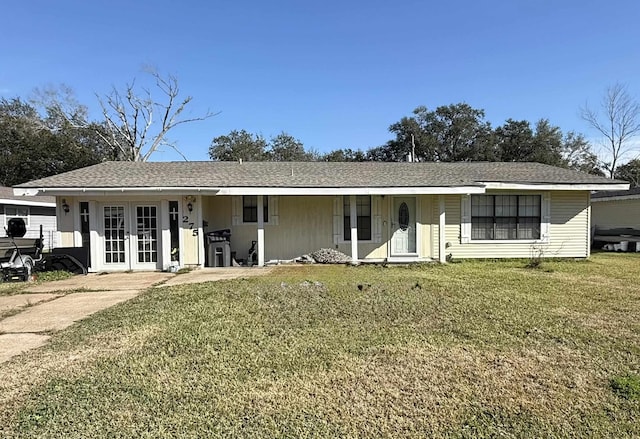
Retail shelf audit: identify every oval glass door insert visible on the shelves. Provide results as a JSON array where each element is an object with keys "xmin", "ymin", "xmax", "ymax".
[{"xmin": 399, "ymin": 202, "xmax": 409, "ymax": 230}]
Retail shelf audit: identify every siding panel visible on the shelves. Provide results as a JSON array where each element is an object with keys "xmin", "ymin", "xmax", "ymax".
[
  {"xmin": 592, "ymin": 199, "xmax": 640, "ymax": 229},
  {"xmin": 445, "ymin": 191, "xmax": 590, "ymax": 259}
]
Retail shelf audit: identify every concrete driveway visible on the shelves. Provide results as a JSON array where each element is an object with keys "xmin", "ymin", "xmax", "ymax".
[{"xmin": 0, "ymin": 267, "xmax": 272, "ymax": 363}]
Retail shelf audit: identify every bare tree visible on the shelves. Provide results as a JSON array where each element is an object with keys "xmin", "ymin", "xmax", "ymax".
[
  {"xmin": 581, "ymin": 83, "xmax": 640, "ymax": 178},
  {"xmin": 97, "ymin": 70, "xmax": 217, "ymax": 161}
]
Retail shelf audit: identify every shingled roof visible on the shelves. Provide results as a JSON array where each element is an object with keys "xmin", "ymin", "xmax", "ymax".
[
  {"xmin": 15, "ymin": 161, "xmax": 625, "ymax": 190},
  {"xmin": 592, "ymin": 187, "xmax": 640, "ymax": 199},
  {"xmin": 0, "ymin": 186, "xmax": 55, "ymax": 204}
]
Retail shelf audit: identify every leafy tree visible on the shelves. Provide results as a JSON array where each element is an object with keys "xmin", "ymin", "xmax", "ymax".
[
  {"xmin": 268, "ymin": 132, "xmax": 312, "ymax": 161},
  {"xmin": 494, "ymin": 119, "xmax": 535, "ymax": 162},
  {"xmin": 322, "ymin": 148, "xmax": 369, "ymax": 162},
  {"xmin": 615, "ymin": 159, "xmax": 640, "ymax": 187},
  {"xmin": 581, "ymin": 83, "xmax": 640, "ymax": 178},
  {"xmin": 380, "ymin": 104, "xmax": 495, "ymax": 162},
  {"xmin": 210, "ymin": 130, "xmax": 320, "ymax": 162},
  {"xmin": 530, "ymin": 119, "xmax": 569, "ymax": 166},
  {"xmin": 0, "ymin": 98, "xmax": 104, "ymax": 186},
  {"xmin": 209, "ymin": 130, "xmax": 268, "ymax": 161},
  {"xmin": 425, "ymin": 104, "xmax": 495, "ymax": 161},
  {"xmin": 493, "ymin": 118, "xmax": 602, "ymax": 174},
  {"xmin": 561, "ymin": 132, "xmax": 603, "ymax": 175}
]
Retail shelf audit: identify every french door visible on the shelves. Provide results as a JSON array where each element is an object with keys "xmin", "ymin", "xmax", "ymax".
[
  {"xmin": 391, "ymin": 197, "xmax": 417, "ymax": 256},
  {"xmin": 101, "ymin": 203, "xmax": 161, "ymax": 270}
]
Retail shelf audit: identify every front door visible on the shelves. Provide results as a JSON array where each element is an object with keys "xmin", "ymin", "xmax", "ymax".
[
  {"xmin": 391, "ymin": 197, "xmax": 417, "ymax": 256},
  {"xmin": 132, "ymin": 205, "xmax": 161, "ymax": 270},
  {"xmin": 101, "ymin": 203, "xmax": 161, "ymax": 270},
  {"xmin": 102, "ymin": 205, "xmax": 128, "ymax": 270}
]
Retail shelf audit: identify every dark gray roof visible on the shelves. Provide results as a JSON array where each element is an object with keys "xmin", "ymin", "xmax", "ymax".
[
  {"xmin": 15, "ymin": 161, "xmax": 624, "ymax": 189},
  {"xmin": 0, "ymin": 186, "xmax": 55, "ymax": 203},
  {"xmin": 592, "ymin": 187, "xmax": 640, "ymax": 199}
]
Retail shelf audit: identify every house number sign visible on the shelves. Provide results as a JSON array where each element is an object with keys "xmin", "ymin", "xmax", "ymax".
[{"xmin": 182, "ymin": 215, "xmax": 199, "ymax": 236}]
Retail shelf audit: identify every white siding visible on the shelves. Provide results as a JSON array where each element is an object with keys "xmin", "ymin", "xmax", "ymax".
[
  {"xmin": 592, "ymin": 198, "xmax": 640, "ymax": 229},
  {"xmin": 2, "ymin": 204, "xmax": 58, "ymax": 250},
  {"xmin": 443, "ymin": 191, "xmax": 590, "ymax": 259},
  {"xmin": 202, "ymin": 195, "xmax": 390, "ymax": 262}
]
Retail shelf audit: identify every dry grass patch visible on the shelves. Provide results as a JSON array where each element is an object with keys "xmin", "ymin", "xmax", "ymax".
[{"xmin": 0, "ymin": 255, "xmax": 639, "ymax": 438}]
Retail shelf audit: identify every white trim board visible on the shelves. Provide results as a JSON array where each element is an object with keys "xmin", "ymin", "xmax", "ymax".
[
  {"xmin": 480, "ymin": 182, "xmax": 629, "ymax": 191},
  {"xmin": 15, "ymin": 186, "xmax": 486, "ymax": 197},
  {"xmin": 0, "ymin": 198, "xmax": 55, "ymax": 207},
  {"xmin": 16, "ymin": 183, "xmax": 628, "ymax": 197}
]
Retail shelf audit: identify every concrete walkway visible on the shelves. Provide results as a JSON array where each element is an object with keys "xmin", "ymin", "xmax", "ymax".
[
  {"xmin": 0, "ymin": 267, "xmax": 272, "ymax": 363},
  {"xmin": 26, "ymin": 272, "xmax": 173, "ymax": 293},
  {"xmin": 0, "ymin": 291, "xmax": 140, "ymax": 333},
  {"xmin": 0, "ymin": 293, "xmax": 61, "ymax": 314}
]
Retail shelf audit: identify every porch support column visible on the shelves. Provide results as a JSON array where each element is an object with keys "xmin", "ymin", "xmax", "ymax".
[
  {"xmin": 350, "ymin": 195, "xmax": 359, "ymax": 263},
  {"xmin": 438, "ymin": 195, "xmax": 446, "ymax": 263},
  {"xmin": 88, "ymin": 200, "xmax": 98, "ymax": 273},
  {"xmin": 160, "ymin": 199, "xmax": 171, "ymax": 271},
  {"xmin": 257, "ymin": 195, "xmax": 265, "ymax": 267},
  {"xmin": 196, "ymin": 195, "xmax": 205, "ymax": 268}
]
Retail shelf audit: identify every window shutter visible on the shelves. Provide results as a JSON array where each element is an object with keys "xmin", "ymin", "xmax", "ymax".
[
  {"xmin": 232, "ymin": 196, "xmax": 241, "ymax": 225},
  {"xmin": 269, "ymin": 196, "xmax": 279, "ymax": 225},
  {"xmin": 460, "ymin": 195, "xmax": 471, "ymax": 244},
  {"xmin": 372, "ymin": 195, "xmax": 382, "ymax": 243},
  {"xmin": 540, "ymin": 192, "xmax": 551, "ymax": 243},
  {"xmin": 333, "ymin": 196, "xmax": 341, "ymax": 244}
]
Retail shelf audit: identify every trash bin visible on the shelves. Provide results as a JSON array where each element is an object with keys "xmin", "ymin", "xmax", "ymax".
[{"xmin": 207, "ymin": 229, "xmax": 231, "ymax": 267}]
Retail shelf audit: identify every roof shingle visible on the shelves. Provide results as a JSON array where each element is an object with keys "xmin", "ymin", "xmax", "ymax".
[
  {"xmin": 0, "ymin": 186, "xmax": 55, "ymax": 203},
  {"xmin": 15, "ymin": 161, "xmax": 625, "ymax": 189}
]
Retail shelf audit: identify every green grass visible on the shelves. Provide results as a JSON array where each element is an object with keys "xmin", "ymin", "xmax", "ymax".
[
  {"xmin": 1, "ymin": 253, "xmax": 639, "ymax": 438},
  {"xmin": 0, "ymin": 270, "xmax": 74, "ymax": 296}
]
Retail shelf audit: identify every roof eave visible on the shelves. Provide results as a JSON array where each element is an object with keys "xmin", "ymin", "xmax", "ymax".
[
  {"xmin": 13, "ymin": 187, "xmax": 222, "ymax": 197},
  {"xmin": 215, "ymin": 186, "xmax": 486, "ymax": 195},
  {"xmin": 0, "ymin": 197, "xmax": 55, "ymax": 207},
  {"xmin": 592, "ymin": 194, "xmax": 640, "ymax": 202},
  {"xmin": 15, "ymin": 186, "xmax": 487, "ymax": 196},
  {"xmin": 481, "ymin": 182, "xmax": 630, "ymax": 191}
]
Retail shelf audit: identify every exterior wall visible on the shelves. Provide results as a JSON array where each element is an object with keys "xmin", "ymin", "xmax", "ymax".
[
  {"xmin": 56, "ymin": 196, "xmax": 76, "ymax": 247},
  {"xmin": 443, "ymin": 191, "xmax": 590, "ymax": 259},
  {"xmin": 592, "ymin": 198, "xmax": 640, "ymax": 229},
  {"xmin": 202, "ymin": 195, "xmax": 406, "ymax": 262},
  {"xmin": 50, "ymin": 189, "xmax": 590, "ymax": 271},
  {"xmin": 1, "ymin": 203, "xmax": 59, "ymax": 250},
  {"xmin": 55, "ymin": 195, "xmax": 196, "ymax": 272},
  {"xmin": 181, "ymin": 196, "xmax": 202, "ymax": 268}
]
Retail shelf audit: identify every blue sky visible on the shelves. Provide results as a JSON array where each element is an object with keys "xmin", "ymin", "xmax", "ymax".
[{"xmin": 2, "ymin": 0, "xmax": 639, "ymax": 162}]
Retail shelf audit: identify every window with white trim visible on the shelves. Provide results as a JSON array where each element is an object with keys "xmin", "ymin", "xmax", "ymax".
[
  {"xmin": 5, "ymin": 206, "xmax": 29, "ymax": 226},
  {"xmin": 243, "ymin": 196, "xmax": 268, "ymax": 223},
  {"xmin": 343, "ymin": 195, "xmax": 372, "ymax": 241},
  {"xmin": 471, "ymin": 195, "xmax": 541, "ymax": 240}
]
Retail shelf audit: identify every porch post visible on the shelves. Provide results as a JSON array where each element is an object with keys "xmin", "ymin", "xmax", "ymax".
[
  {"xmin": 196, "ymin": 195, "xmax": 205, "ymax": 268},
  {"xmin": 350, "ymin": 195, "xmax": 358, "ymax": 262},
  {"xmin": 439, "ymin": 195, "xmax": 446, "ymax": 263},
  {"xmin": 257, "ymin": 195, "xmax": 265, "ymax": 267},
  {"xmin": 160, "ymin": 199, "xmax": 171, "ymax": 271},
  {"xmin": 586, "ymin": 192, "xmax": 591, "ymax": 258},
  {"xmin": 88, "ymin": 200, "xmax": 99, "ymax": 273}
]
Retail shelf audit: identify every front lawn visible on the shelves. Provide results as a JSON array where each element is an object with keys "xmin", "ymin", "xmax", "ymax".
[{"xmin": 1, "ymin": 253, "xmax": 639, "ymax": 438}]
